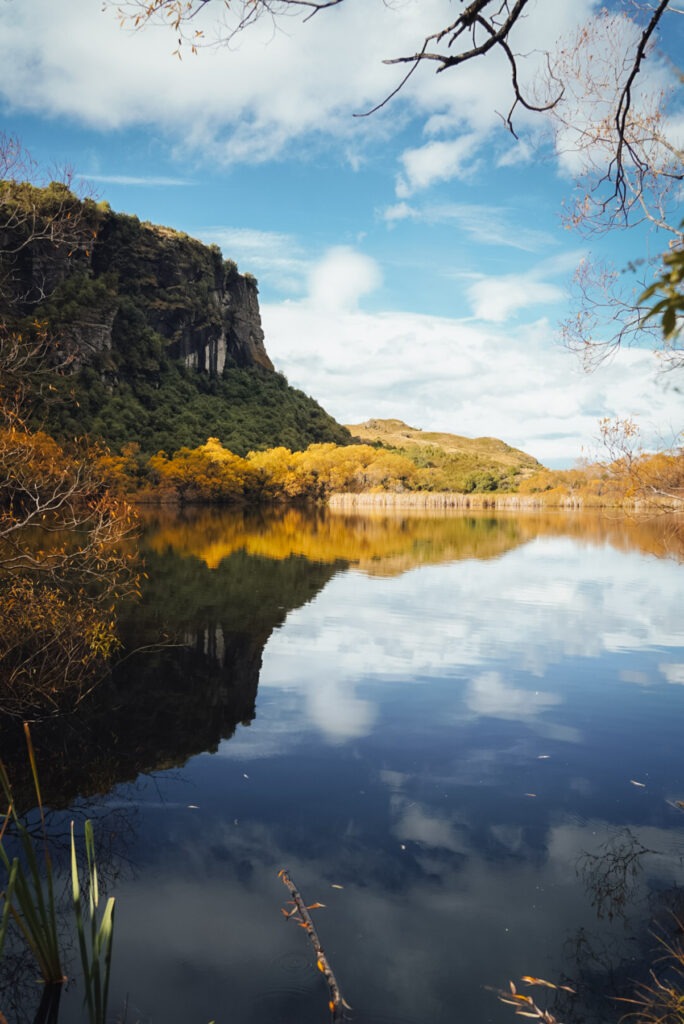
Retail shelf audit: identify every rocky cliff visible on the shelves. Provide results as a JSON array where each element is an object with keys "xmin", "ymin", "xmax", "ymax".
[
  {"xmin": 1, "ymin": 183, "xmax": 273, "ymax": 375},
  {"xmin": 90, "ymin": 214, "xmax": 274, "ymax": 375},
  {"xmin": 0, "ymin": 183, "xmax": 350, "ymax": 455}
]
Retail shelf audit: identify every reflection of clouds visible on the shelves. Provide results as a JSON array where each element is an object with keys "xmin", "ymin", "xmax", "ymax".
[
  {"xmin": 620, "ymin": 669, "xmax": 652, "ymax": 685},
  {"xmin": 660, "ymin": 663, "xmax": 684, "ymax": 685},
  {"xmin": 258, "ymin": 538, "xmax": 684, "ymax": 746},
  {"xmin": 467, "ymin": 670, "xmax": 561, "ymax": 720},
  {"xmin": 106, "ymin": 748, "xmax": 684, "ymax": 1024},
  {"xmin": 308, "ymin": 676, "xmax": 376, "ymax": 742},
  {"xmin": 547, "ymin": 821, "xmax": 684, "ymax": 882},
  {"xmin": 391, "ymin": 795, "xmax": 469, "ymax": 855}
]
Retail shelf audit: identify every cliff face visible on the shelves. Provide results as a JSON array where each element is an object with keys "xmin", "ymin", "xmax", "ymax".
[
  {"xmin": 90, "ymin": 213, "xmax": 274, "ymax": 374},
  {"xmin": 1, "ymin": 184, "xmax": 351, "ymax": 455},
  {"xmin": 1, "ymin": 186, "xmax": 273, "ymax": 376}
]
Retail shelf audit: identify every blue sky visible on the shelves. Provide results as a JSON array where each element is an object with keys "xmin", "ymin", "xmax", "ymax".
[{"xmin": 0, "ymin": 0, "xmax": 682, "ymax": 465}]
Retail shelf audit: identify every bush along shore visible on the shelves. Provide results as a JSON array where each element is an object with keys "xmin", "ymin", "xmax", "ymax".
[{"xmin": 99, "ymin": 436, "xmax": 684, "ymax": 512}]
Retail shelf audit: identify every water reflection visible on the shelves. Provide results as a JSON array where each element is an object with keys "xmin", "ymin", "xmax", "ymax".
[
  {"xmin": 1, "ymin": 541, "xmax": 342, "ymax": 807},
  {"xmin": 2, "ymin": 507, "xmax": 684, "ymax": 1024},
  {"xmin": 144, "ymin": 505, "xmax": 684, "ymax": 571}
]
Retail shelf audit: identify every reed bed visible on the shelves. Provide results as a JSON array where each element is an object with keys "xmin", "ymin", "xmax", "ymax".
[{"xmin": 328, "ymin": 491, "xmax": 586, "ymax": 511}]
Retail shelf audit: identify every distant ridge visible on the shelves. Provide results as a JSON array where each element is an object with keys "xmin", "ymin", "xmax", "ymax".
[{"xmin": 346, "ymin": 419, "xmax": 542, "ymax": 492}]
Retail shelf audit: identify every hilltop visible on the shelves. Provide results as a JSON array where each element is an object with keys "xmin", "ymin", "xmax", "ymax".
[
  {"xmin": 347, "ymin": 418, "xmax": 542, "ymax": 492},
  {"xmin": 1, "ymin": 182, "xmax": 350, "ymax": 456}
]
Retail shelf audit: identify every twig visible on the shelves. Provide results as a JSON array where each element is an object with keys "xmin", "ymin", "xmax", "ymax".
[{"xmin": 278, "ymin": 869, "xmax": 347, "ymax": 1022}]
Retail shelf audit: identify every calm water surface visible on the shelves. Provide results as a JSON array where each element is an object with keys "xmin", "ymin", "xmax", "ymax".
[{"xmin": 4, "ymin": 508, "xmax": 684, "ymax": 1024}]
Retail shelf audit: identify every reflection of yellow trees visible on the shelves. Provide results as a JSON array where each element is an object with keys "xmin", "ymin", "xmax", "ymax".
[
  {"xmin": 0, "ymin": 419, "xmax": 138, "ymax": 715},
  {"xmin": 144, "ymin": 506, "xmax": 684, "ymax": 574},
  {"xmin": 146, "ymin": 507, "xmax": 524, "ymax": 572}
]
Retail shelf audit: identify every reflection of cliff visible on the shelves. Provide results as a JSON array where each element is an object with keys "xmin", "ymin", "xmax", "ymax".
[
  {"xmin": 143, "ymin": 505, "xmax": 684, "ymax": 575},
  {"xmin": 4, "ymin": 506, "xmax": 682, "ymax": 802},
  {"xmin": 0, "ymin": 545, "xmax": 341, "ymax": 807}
]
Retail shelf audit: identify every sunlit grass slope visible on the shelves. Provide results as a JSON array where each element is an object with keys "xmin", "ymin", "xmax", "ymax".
[{"xmin": 346, "ymin": 419, "xmax": 542, "ymax": 492}]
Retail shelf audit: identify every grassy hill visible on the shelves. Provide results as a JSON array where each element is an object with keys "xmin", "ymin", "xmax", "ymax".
[{"xmin": 346, "ymin": 418, "xmax": 542, "ymax": 492}]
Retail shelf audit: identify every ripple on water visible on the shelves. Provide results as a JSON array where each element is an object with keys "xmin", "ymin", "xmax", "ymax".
[
  {"xmin": 249, "ymin": 985, "xmax": 322, "ymax": 1024},
  {"xmin": 270, "ymin": 949, "xmax": 314, "ymax": 974}
]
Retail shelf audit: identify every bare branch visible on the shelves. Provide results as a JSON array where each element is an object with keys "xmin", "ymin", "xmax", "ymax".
[{"xmin": 611, "ymin": 0, "xmax": 673, "ymax": 211}]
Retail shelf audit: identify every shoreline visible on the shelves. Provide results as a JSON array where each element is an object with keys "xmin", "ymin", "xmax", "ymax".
[{"xmin": 328, "ymin": 491, "xmax": 593, "ymax": 511}]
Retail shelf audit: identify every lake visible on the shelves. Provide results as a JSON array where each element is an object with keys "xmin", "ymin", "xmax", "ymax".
[{"xmin": 3, "ymin": 506, "xmax": 684, "ymax": 1024}]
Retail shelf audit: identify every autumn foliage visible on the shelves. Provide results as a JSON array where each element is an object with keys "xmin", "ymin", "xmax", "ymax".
[
  {"xmin": 141, "ymin": 438, "xmax": 418, "ymax": 503},
  {"xmin": 0, "ymin": 145, "xmax": 139, "ymax": 716},
  {"xmin": 98, "ymin": 429, "xmax": 684, "ymax": 513},
  {"xmin": 0, "ymin": 399, "xmax": 139, "ymax": 714}
]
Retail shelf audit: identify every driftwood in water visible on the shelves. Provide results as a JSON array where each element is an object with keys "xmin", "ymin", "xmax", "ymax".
[{"xmin": 278, "ymin": 868, "xmax": 347, "ymax": 1022}]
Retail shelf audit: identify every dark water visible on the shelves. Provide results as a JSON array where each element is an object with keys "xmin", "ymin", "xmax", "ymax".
[{"xmin": 4, "ymin": 507, "xmax": 684, "ymax": 1024}]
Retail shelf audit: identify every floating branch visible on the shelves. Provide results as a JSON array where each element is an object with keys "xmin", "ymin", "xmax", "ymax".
[
  {"xmin": 278, "ymin": 868, "xmax": 348, "ymax": 1023},
  {"xmin": 495, "ymin": 976, "xmax": 575, "ymax": 1023}
]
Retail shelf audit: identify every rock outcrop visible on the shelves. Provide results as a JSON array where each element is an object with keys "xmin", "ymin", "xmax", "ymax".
[
  {"xmin": 90, "ymin": 212, "xmax": 274, "ymax": 375},
  {"xmin": 1, "ymin": 184, "xmax": 274, "ymax": 376},
  {"xmin": 1, "ymin": 184, "xmax": 350, "ymax": 456}
]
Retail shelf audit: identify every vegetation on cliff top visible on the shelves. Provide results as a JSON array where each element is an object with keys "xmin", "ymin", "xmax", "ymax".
[
  {"xmin": 0, "ymin": 181, "xmax": 350, "ymax": 456},
  {"xmin": 0, "ymin": 165, "xmax": 140, "ymax": 717}
]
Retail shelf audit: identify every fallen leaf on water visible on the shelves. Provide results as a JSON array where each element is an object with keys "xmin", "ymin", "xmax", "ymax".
[{"xmin": 630, "ymin": 780, "xmax": 646, "ymax": 788}]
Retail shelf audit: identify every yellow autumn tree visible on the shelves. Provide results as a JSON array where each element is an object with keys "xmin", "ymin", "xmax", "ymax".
[
  {"xmin": 149, "ymin": 437, "xmax": 253, "ymax": 501},
  {"xmin": 0, "ymin": 141, "xmax": 138, "ymax": 716}
]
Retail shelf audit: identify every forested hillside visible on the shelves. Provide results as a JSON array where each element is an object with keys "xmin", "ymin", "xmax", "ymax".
[{"xmin": 2, "ymin": 182, "xmax": 350, "ymax": 454}]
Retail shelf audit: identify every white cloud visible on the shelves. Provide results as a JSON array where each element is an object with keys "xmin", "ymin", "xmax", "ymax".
[
  {"xmin": 196, "ymin": 226, "xmax": 309, "ymax": 292},
  {"xmin": 307, "ymin": 246, "xmax": 382, "ymax": 312},
  {"xmin": 496, "ymin": 140, "xmax": 534, "ymax": 168},
  {"xmin": 0, "ymin": 0, "xmax": 436, "ymax": 164},
  {"xmin": 396, "ymin": 134, "xmax": 483, "ymax": 196},
  {"xmin": 461, "ymin": 251, "xmax": 587, "ymax": 321},
  {"xmin": 0, "ymin": 0, "xmax": 600, "ymax": 171},
  {"xmin": 381, "ymin": 201, "xmax": 558, "ymax": 252},
  {"xmin": 77, "ymin": 174, "xmax": 193, "ymax": 187},
  {"xmin": 383, "ymin": 202, "xmax": 416, "ymax": 224},
  {"xmin": 660, "ymin": 663, "xmax": 684, "ymax": 685},
  {"xmin": 465, "ymin": 275, "xmax": 566, "ymax": 322},
  {"xmin": 262, "ymin": 252, "xmax": 683, "ymax": 465}
]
